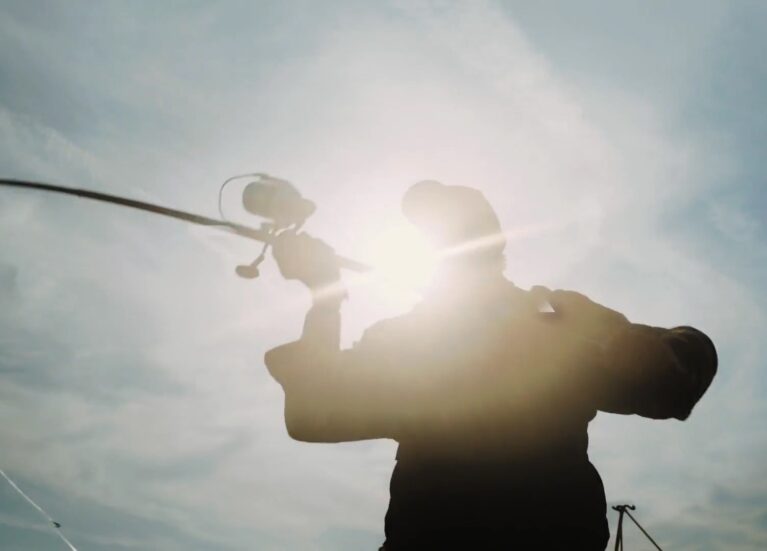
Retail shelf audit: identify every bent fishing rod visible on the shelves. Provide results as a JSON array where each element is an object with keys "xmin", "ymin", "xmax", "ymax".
[{"xmin": 0, "ymin": 175, "xmax": 371, "ymax": 278}]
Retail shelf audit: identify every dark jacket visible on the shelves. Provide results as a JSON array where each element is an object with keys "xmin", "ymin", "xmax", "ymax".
[{"xmin": 265, "ymin": 279, "xmax": 717, "ymax": 550}]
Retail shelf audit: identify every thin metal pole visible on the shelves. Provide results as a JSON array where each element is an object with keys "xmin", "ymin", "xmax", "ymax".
[
  {"xmin": 623, "ymin": 508, "xmax": 664, "ymax": 551},
  {"xmin": 613, "ymin": 506, "xmax": 625, "ymax": 551}
]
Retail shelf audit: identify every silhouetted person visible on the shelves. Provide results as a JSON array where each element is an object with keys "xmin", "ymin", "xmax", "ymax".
[{"xmin": 265, "ymin": 181, "xmax": 717, "ymax": 550}]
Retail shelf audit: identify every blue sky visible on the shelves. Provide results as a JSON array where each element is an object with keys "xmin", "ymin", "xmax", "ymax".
[{"xmin": 0, "ymin": 1, "xmax": 765, "ymax": 549}]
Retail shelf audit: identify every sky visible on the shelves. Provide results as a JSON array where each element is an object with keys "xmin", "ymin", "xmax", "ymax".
[{"xmin": 0, "ymin": 0, "xmax": 765, "ymax": 549}]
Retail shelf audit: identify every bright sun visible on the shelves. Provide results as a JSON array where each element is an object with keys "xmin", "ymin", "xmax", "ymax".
[{"xmin": 364, "ymin": 222, "xmax": 438, "ymax": 295}]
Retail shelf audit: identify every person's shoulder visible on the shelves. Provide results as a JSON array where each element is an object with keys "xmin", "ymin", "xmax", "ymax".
[
  {"xmin": 357, "ymin": 310, "xmax": 421, "ymax": 347},
  {"xmin": 353, "ymin": 294, "xmax": 450, "ymax": 351},
  {"xmin": 527, "ymin": 285, "xmax": 629, "ymax": 321}
]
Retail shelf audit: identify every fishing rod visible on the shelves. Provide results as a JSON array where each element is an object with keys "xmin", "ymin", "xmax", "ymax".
[{"xmin": 0, "ymin": 176, "xmax": 371, "ymax": 278}]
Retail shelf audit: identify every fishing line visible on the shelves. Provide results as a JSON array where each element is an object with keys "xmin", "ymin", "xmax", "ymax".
[{"xmin": 0, "ymin": 468, "xmax": 79, "ymax": 550}]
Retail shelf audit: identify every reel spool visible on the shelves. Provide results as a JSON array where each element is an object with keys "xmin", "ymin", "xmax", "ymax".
[{"xmin": 224, "ymin": 174, "xmax": 317, "ymax": 279}]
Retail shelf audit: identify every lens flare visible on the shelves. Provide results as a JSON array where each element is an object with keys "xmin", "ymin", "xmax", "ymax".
[{"xmin": 366, "ymin": 222, "xmax": 438, "ymax": 293}]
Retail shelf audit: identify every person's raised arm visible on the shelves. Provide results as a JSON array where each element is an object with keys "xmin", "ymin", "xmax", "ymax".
[
  {"xmin": 532, "ymin": 287, "xmax": 718, "ymax": 420},
  {"xmin": 597, "ymin": 322, "xmax": 717, "ymax": 419},
  {"xmin": 263, "ymin": 232, "xmax": 408, "ymax": 443}
]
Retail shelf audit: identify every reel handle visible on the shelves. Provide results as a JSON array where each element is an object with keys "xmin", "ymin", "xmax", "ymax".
[{"xmin": 235, "ymin": 261, "xmax": 262, "ymax": 279}]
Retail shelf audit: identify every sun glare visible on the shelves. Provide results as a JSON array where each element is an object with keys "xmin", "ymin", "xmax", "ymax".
[{"xmin": 365, "ymin": 222, "xmax": 438, "ymax": 294}]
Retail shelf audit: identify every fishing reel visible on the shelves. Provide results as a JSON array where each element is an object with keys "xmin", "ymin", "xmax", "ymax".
[{"xmin": 220, "ymin": 174, "xmax": 316, "ymax": 279}]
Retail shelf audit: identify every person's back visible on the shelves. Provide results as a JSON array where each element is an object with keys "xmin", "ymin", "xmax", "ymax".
[
  {"xmin": 373, "ymin": 275, "xmax": 608, "ymax": 548},
  {"xmin": 264, "ymin": 180, "xmax": 717, "ymax": 550}
]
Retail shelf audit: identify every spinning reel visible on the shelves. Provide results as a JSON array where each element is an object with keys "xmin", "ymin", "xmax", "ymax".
[{"xmin": 219, "ymin": 174, "xmax": 318, "ymax": 279}]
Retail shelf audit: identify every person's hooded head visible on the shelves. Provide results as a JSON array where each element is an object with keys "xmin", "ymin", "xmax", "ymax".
[{"xmin": 402, "ymin": 180, "xmax": 506, "ymax": 275}]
